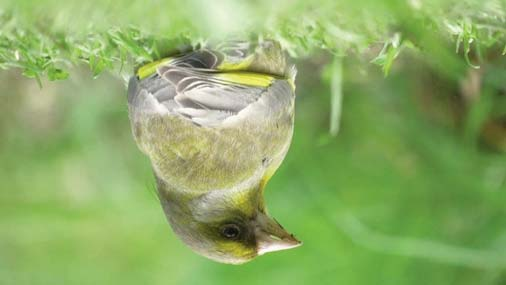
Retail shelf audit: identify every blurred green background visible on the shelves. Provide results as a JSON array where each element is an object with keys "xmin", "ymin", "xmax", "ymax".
[
  {"xmin": 1, "ymin": 0, "xmax": 506, "ymax": 284},
  {"xmin": 1, "ymin": 52, "xmax": 506, "ymax": 284}
]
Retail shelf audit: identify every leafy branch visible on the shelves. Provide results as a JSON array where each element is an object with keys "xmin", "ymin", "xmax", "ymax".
[{"xmin": 0, "ymin": 0, "xmax": 505, "ymax": 82}]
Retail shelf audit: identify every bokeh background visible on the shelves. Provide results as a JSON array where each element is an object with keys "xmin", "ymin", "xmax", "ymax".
[{"xmin": 1, "ymin": 0, "xmax": 506, "ymax": 284}]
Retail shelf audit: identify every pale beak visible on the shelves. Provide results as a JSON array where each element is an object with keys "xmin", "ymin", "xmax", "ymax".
[{"xmin": 253, "ymin": 212, "xmax": 302, "ymax": 255}]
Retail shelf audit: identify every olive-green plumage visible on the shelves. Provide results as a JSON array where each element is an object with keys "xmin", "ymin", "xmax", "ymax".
[{"xmin": 127, "ymin": 40, "xmax": 300, "ymax": 264}]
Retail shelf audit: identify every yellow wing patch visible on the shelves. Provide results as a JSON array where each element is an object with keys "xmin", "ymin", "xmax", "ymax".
[
  {"xmin": 216, "ymin": 72, "xmax": 275, "ymax": 88},
  {"xmin": 136, "ymin": 58, "xmax": 173, "ymax": 80},
  {"xmin": 137, "ymin": 57, "xmax": 281, "ymax": 89}
]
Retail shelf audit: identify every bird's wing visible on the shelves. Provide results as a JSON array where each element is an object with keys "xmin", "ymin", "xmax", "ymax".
[{"xmin": 135, "ymin": 64, "xmax": 276, "ymax": 127}]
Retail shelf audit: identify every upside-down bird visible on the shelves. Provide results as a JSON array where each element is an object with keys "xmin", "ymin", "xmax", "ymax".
[{"xmin": 127, "ymin": 40, "xmax": 300, "ymax": 264}]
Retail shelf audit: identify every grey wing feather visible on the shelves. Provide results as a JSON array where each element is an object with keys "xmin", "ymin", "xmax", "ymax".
[
  {"xmin": 161, "ymin": 49, "xmax": 222, "ymax": 69},
  {"xmin": 129, "ymin": 64, "xmax": 267, "ymax": 127},
  {"xmin": 165, "ymin": 66, "xmax": 265, "ymax": 126},
  {"xmin": 164, "ymin": 69, "xmax": 261, "ymax": 111}
]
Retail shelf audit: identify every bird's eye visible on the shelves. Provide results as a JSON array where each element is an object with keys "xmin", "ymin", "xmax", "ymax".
[{"xmin": 221, "ymin": 224, "xmax": 241, "ymax": 239}]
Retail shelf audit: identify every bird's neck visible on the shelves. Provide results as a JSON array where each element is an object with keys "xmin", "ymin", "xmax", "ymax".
[{"xmin": 155, "ymin": 175, "xmax": 265, "ymax": 219}]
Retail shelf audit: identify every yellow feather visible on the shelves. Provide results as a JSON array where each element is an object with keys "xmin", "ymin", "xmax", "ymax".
[
  {"xmin": 136, "ymin": 58, "xmax": 173, "ymax": 79},
  {"xmin": 216, "ymin": 72, "xmax": 274, "ymax": 87}
]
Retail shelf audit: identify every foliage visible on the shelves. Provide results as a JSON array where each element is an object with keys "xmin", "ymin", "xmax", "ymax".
[{"xmin": 0, "ymin": 0, "xmax": 505, "ymax": 82}]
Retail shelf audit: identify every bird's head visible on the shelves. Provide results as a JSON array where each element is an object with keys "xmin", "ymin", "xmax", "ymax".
[{"xmin": 158, "ymin": 180, "xmax": 301, "ymax": 264}]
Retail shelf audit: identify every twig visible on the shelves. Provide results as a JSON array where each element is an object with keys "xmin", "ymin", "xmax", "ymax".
[
  {"xmin": 330, "ymin": 56, "xmax": 343, "ymax": 137},
  {"xmin": 336, "ymin": 213, "xmax": 506, "ymax": 269}
]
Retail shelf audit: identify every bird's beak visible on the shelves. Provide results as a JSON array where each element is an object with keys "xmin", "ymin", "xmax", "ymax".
[{"xmin": 253, "ymin": 212, "xmax": 302, "ymax": 255}]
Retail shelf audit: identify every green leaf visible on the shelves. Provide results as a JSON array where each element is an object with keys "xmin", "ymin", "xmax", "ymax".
[
  {"xmin": 371, "ymin": 33, "xmax": 409, "ymax": 76},
  {"xmin": 89, "ymin": 54, "xmax": 112, "ymax": 78},
  {"xmin": 21, "ymin": 68, "xmax": 38, "ymax": 79},
  {"xmin": 22, "ymin": 68, "xmax": 42, "ymax": 87},
  {"xmin": 47, "ymin": 67, "xmax": 69, "ymax": 81}
]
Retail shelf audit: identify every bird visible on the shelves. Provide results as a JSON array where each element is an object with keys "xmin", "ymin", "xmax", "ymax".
[{"xmin": 127, "ymin": 40, "xmax": 301, "ymax": 264}]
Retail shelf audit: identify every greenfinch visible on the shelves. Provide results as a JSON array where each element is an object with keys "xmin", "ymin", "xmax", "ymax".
[{"xmin": 127, "ymin": 40, "xmax": 300, "ymax": 264}]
